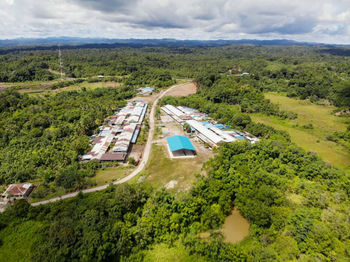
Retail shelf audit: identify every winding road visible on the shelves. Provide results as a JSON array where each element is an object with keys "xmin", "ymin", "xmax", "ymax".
[{"xmin": 31, "ymin": 82, "xmax": 190, "ymax": 206}]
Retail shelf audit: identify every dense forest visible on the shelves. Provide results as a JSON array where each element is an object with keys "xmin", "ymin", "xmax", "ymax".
[
  {"xmin": 1, "ymin": 45, "xmax": 350, "ymax": 106},
  {"xmin": 0, "ymin": 44, "xmax": 350, "ymax": 261}
]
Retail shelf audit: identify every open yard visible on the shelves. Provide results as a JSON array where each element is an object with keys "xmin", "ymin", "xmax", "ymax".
[
  {"xmin": 136, "ymin": 108, "xmax": 213, "ymax": 191},
  {"xmin": 140, "ymin": 143, "xmax": 211, "ymax": 192},
  {"xmin": 93, "ymin": 165, "xmax": 135, "ymax": 186},
  {"xmin": 251, "ymin": 93, "xmax": 350, "ymax": 171},
  {"xmin": 165, "ymin": 82, "xmax": 197, "ymax": 97}
]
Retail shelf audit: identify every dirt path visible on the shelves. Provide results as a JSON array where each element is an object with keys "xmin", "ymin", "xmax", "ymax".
[{"xmin": 31, "ymin": 82, "xmax": 192, "ymax": 206}]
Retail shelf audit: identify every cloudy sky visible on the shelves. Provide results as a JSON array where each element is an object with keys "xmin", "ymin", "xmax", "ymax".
[{"xmin": 1, "ymin": 0, "xmax": 350, "ymax": 43}]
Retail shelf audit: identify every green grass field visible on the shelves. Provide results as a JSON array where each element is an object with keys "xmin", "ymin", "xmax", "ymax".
[
  {"xmin": 19, "ymin": 81, "xmax": 123, "ymax": 96},
  {"xmin": 139, "ymin": 144, "xmax": 209, "ymax": 191},
  {"xmin": 93, "ymin": 165, "xmax": 134, "ymax": 186},
  {"xmin": 142, "ymin": 243, "xmax": 207, "ymax": 262},
  {"xmin": 251, "ymin": 93, "xmax": 350, "ymax": 171}
]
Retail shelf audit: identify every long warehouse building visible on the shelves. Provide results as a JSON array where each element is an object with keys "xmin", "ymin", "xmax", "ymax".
[{"xmin": 186, "ymin": 120, "xmax": 223, "ymax": 146}]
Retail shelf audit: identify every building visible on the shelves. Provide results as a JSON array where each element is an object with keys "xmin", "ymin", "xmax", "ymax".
[
  {"xmin": 113, "ymin": 123, "xmax": 137, "ymax": 152},
  {"xmin": 137, "ymin": 86, "xmax": 154, "ymax": 95},
  {"xmin": 1, "ymin": 183, "xmax": 33, "ymax": 201},
  {"xmin": 161, "ymin": 105, "xmax": 207, "ymax": 124},
  {"xmin": 167, "ymin": 136, "xmax": 196, "ymax": 158},
  {"xmin": 161, "ymin": 104, "xmax": 260, "ymax": 147},
  {"xmin": 82, "ymin": 101, "xmax": 148, "ymax": 161},
  {"xmin": 186, "ymin": 120, "xmax": 223, "ymax": 147}
]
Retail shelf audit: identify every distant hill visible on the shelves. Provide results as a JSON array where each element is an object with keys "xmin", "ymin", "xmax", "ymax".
[
  {"xmin": 1, "ymin": 37, "xmax": 350, "ymax": 57},
  {"xmin": 0, "ymin": 37, "xmax": 339, "ymax": 48}
]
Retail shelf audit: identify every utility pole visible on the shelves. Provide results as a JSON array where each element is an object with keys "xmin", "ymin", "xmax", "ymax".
[{"xmin": 58, "ymin": 44, "xmax": 64, "ymax": 80}]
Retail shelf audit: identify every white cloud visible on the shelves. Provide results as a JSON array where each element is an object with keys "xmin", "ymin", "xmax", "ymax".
[{"xmin": 0, "ymin": 0, "xmax": 349, "ymax": 44}]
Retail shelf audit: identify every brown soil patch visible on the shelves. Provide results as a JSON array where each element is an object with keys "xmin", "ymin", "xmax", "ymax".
[
  {"xmin": 0, "ymin": 83, "xmax": 15, "ymax": 89},
  {"xmin": 128, "ymin": 144, "xmax": 146, "ymax": 161},
  {"xmin": 101, "ymin": 82, "xmax": 123, "ymax": 87},
  {"xmin": 132, "ymin": 94, "xmax": 158, "ymax": 103},
  {"xmin": 166, "ymin": 82, "xmax": 197, "ymax": 97},
  {"xmin": 335, "ymin": 109, "xmax": 350, "ymax": 116}
]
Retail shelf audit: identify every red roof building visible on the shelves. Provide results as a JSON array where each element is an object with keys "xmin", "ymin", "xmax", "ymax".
[{"xmin": 1, "ymin": 183, "xmax": 34, "ymax": 200}]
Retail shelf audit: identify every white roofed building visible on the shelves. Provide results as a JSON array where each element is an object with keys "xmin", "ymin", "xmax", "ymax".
[{"xmin": 186, "ymin": 120, "xmax": 222, "ymax": 146}]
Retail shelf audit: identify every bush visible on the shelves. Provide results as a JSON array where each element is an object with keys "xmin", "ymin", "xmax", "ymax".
[
  {"xmin": 127, "ymin": 157, "xmax": 136, "ymax": 166},
  {"xmin": 302, "ymin": 123, "xmax": 314, "ymax": 129}
]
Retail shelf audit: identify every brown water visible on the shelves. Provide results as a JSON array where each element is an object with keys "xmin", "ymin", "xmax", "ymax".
[{"xmin": 220, "ymin": 208, "xmax": 250, "ymax": 244}]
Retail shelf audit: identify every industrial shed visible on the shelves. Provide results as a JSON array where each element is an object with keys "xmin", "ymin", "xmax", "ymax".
[
  {"xmin": 166, "ymin": 136, "xmax": 196, "ymax": 158},
  {"xmin": 186, "ymin": 120, "xmax": 223, "ymax": 147}
]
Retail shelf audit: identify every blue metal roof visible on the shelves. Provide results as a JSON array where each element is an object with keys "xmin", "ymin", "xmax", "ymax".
[
  {"xmin": 214, "ymin": 124, "xmax": 230, "ymax": 129},
  {"xmin": 142, "ymin": 86, "xmax": 154, "ymax": 91},
  {"xmin": 167, "ymin": 136, "xmax": 195, "ymax": 152},
  {"xmin": 131, "ymin": 129, "xmax": 140, "ymax": 143}
]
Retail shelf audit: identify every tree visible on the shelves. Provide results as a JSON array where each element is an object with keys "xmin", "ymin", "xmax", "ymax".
[
  {"xmin": 334, "ymin": 81, "xmax": 350, "ymax": 107},
  {"xmin": 183, "ymin": 123, "xmax": 192, "ymax": 133},
  {"xmin": 127, "ymin": 157, "xmax": 136, "ymax": 166}
]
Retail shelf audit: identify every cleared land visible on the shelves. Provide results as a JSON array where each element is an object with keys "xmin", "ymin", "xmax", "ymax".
[
  {"xmin": 138, "ymin": 106, "xmax": 213, "ymax": 192},
  {"xmin": 132, "ymin": 81, "xmax": 206, "ymax": 191},
  {"xmin": 251, "ymin": 93, "xmax": 350, "ymax": 171},
  {"xmin": 141, "ymin": 142, "xmax": 211, "ymax": 192},
  {"xmin": 165, "ymin": 82, "xmax": 197, "ymax": 97},
  {"xmin": 19, "ymin": 81, "xmax": 122, "ymax": 96}
]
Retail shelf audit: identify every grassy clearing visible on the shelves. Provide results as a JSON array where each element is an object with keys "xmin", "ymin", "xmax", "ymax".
[
  {"xmin": 30, "ymin": 165, "xmax": 133, "ymax": 202},
  {"xmin": 52, "ymin": 81, "xmax": 122, "ymax": 92},
  {"xmin": 17, "ymin": 81, "xmax": 123, "ymax": 97},
  {"xmin": 0, "ymin": 220, "xmax": 42, "ymax": 262},
  {"xmin": 93, "ymin": 165, "xmax": 134, "ymax": 186},
  {"xmin": 142, "ymin": 243, "xmax": 207, "ymax": 262},
  {"xmin": 265, "ymin": 92, "xmax": 349, "ymax": 133},
  {"xmin": 141, "ymin": 144, "xmax": 208, "ymax": 192},
  {"xmin": 251, "ymin": 93, "xmax": 350, "ymax": 171},
  {"xmin": 30, "ymin": 188, "xmax": 67, "ymax": 203}
]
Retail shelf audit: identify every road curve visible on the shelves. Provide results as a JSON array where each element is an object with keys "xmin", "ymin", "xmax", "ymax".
[{"xmin": 32, "ymin": 82, "xmax": 190, "ymax": 206}]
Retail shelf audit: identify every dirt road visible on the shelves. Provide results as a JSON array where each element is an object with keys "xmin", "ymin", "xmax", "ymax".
[{"xmin": 31, "ymin": 82, "xmax": 191, "ymax": 206}]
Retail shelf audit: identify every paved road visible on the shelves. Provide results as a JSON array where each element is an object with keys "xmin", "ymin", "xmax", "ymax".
[{"xmin": 32, "ymin": 82, "xmax": 189, "ymax": 206}]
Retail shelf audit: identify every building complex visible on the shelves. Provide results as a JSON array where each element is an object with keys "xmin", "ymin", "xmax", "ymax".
[
  {"xmin": 161, "ymin": 104, "xmax": 259, "ymax": 147},
  {"xmin": 82, "ymin": 101, "xmax": 148, "ymax": 161}
]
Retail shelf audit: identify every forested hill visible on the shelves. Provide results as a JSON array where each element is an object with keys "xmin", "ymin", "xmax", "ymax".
[{"xmin": 0, "ymin": 37, "xmax": 335, "ymax": 48}]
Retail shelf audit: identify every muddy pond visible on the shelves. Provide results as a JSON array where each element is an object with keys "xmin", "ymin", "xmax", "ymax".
[
  {"xmin": 200, "ymin": 208, "xmax": 250, "ymax": 244},
  {"xmin": 220, "ymin": 208, "xmax": 250, "ymax": 244}
]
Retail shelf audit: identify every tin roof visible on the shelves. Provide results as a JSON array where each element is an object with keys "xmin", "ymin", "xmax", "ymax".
[
  {"xmin": 3, "ymin": 183, "xmax": 33, "ymax": 196},
  {"xmin": 187, "ymin": 120, "xmax": 222, "ymax": 144},
  {"xmin": 167, "ymin": 136, "xmax": 195, "ymax": 152}
]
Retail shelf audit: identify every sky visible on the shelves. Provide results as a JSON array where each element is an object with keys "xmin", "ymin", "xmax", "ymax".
[{"xmin": 1, "ymin": 0, "xmax": 350, "ymax": 44}]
